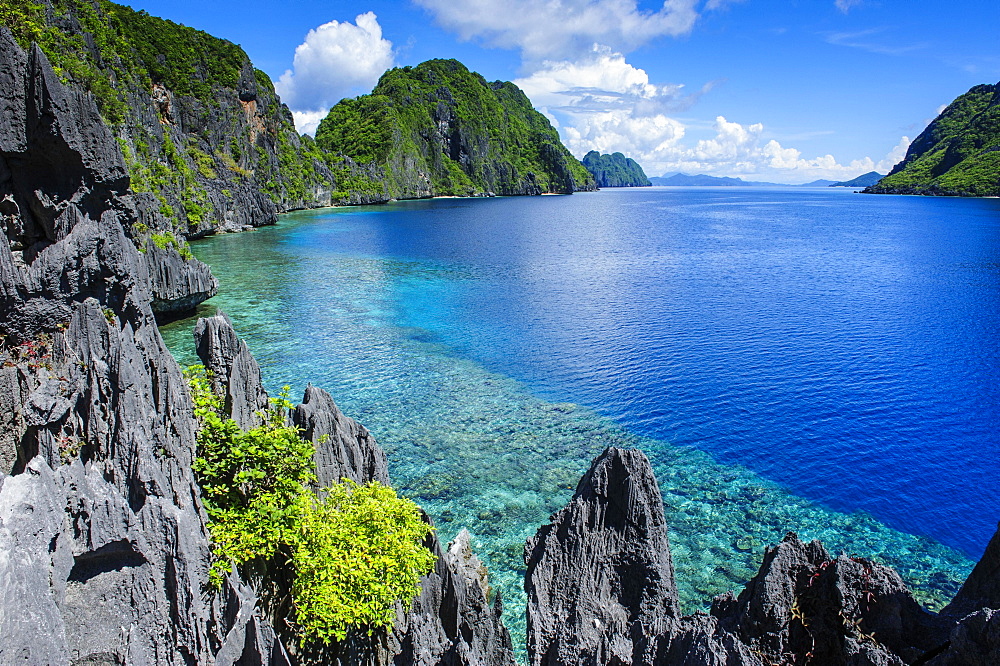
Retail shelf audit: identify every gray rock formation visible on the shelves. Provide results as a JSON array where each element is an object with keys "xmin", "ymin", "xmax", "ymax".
[
  {"xmin": 293, "ymin": 384, "xmax": 390, "ymax": 487},
  {"xmin": 526, "ymin": 447, "xmax": 998, "ymax": 666},
  {"xmin": 525, "ymin": 447, "xmax": 679, "ymax": 666},
  {"xmin": 0, "ymin": 26, "xmax": 284, "ymax": 664},
  {"xmin": 926, "ymin": 608, "xmax": 1000, "ymax": 666},
  {"xmin": 942, "ymin": 522, "xmax": 1000, "ymax": 617},
  {"xmin": 144, "ymin": 238, "xmax": 218, "ymax": 316},
  {"xmin": 193, "ymin": 310, "xmax": 270, "ymax": 430}
]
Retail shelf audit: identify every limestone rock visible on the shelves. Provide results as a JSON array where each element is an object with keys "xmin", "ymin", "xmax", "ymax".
[
  {"xmin": 0, "ymin": 26, "xmax": 282, "ymax": 664},
  {"xmin": 525, "ymin": 447, "xmax": 679, "ymax": 666},
  {"xmin": 293, "ymin": 384, "xmax": 390, "ymax": 487},
  {"xmin": 942, "ymin": 523, "xmax": 1000, "ymax": 617},
  {"xmin": 193, "ymin": 310, "xmax": 269, "ymax": 430},
  {"xmin": 525, "ymin": 447, "xmax": 982, "ymax": 666},
  {"xmin": 144, "ymin": 239, "xmax": 218, "ymax": 316},
  {"xmin": 927, "ymin": 608, "xmax": 1000, "ymax": 666}
]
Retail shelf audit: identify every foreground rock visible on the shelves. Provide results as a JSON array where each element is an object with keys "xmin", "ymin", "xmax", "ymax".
[
  {"xmin": 194, "ymin": 314, "xmax": 516, "ymax": 666},
  {"xmin": 0, "ymin": 26, "xmax": 284, "ymax": 664},
  {"xmin": 525, "ymin": 447, "xmax": 679, "ymax": 665},
  {"xmin": 527, "ymin": 447, "xmax": 1000, "ymax": 665}
]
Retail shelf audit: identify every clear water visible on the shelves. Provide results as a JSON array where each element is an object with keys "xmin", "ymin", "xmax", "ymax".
[{"xmin": 161, "ymin": 187, "xmax": 998, "ymax": 655}]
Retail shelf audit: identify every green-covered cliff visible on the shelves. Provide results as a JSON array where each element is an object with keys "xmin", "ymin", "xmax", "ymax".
[
  {"xmin": 0, "ymin": 0, "xmax": 353, "ymax": 239},
  {"xmin": 315, "ymin": 59, "xmax": 596, "ymax": 198},
  {"xmin": 581, "ymin": 150, "xmax": 651, "ymax": 187},
  {"xmin": 866, "ymin": 82, "xmax": 1000, "ymax": 197}
]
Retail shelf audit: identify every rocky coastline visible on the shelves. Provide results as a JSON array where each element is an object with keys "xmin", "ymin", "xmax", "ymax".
[{"xmin": 0, "ymin": 20, "xmax": 997, "ymax": 666}]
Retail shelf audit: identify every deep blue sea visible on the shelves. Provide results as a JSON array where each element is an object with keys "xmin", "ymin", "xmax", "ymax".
[{"xmin": 161, "ymin": 186, "xmax": 999, "ymax": 651}]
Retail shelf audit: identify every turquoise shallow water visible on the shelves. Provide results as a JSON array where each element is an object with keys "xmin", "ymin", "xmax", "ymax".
[{"xmin": 160, "ymin": 188, "xmax": 985, "ymax": 658}]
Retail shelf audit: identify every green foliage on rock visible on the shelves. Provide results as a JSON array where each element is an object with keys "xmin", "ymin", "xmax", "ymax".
[
  {"xmin": 293, "ymin": 481, "xmax": 436, "ymax": 643},
  {"xmin": 185, "ymin": 365, "xmax": 435, "ymax": 645},
  {"xmin": 150, "ymin": 230, "xmax": 193, "ymax": 260},
  {"xmin": 867, "ymin": 83, "xmax": 1000, "ymax": 197},
  {"xmin": 2, "ymin": 0, "xmax": 340, "ymax": 234},
  {"xmin": 581, "ymin": 150, "xmax": 652, "ymax": 187},
  {"xmin": 315, "ymin": 58, "xmax": 596, "ymax": 198}
]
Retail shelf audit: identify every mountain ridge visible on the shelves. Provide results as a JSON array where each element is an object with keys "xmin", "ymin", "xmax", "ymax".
[{"xmin": 866, "ymin": 82, "xmax": 1000, "ymax": 196}]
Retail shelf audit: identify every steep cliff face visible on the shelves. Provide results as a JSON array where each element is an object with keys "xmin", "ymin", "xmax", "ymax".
[
  {"xmin": 0, "ymin": 26, "xmax": 283, "ymax": 663},
  {"xmin": 581, "ymin": 151, "xmax": 652, "ymax": 187},
  {"xmin": 866, "ymin": 82, "xmax": 1000, "ymax": 197},
  {"xmin": 526, "ymin": 447, "xmax": 1000, "ymax": 666},
  {"xmin": 1, "ymin": 0, "xmax": 361, "ymax": 242},
  {"xmin": 315, "ymin": 59, "xmax": 597, "ymax": 198},
  {"xmin": 6, "ymin": 1, "xmax": 594, "ymax": 245},
  {"xmin": 0, "ymin": 24, "xmax": 516, "ymax": 665}
]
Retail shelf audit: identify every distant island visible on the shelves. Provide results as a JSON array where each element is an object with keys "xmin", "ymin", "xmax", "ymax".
[
  {"xmin": 650, "ymin": 173, "xmax": 837, "ymax": 187},
  {"xmin": 581, "ymin": 151, "xmax": 651, "ymax": 187},
  {"xmin": 866, "ymin": 81, "xmax": 1000, "ymax": 197},
  {"xmin": 830, "ymin": 171, "xmax": 884, "ymax": 187}
]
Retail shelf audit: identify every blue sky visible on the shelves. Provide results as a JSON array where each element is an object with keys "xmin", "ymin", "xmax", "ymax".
[{"xmin": 123, "ymin": 0, "xmax": 1000, "ymax": 183}]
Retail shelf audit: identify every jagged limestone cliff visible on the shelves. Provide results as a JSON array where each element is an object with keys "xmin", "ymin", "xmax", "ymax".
[
  {"xmin": 315, "ymin": 59, "xmax": 597, "ymax": 198},
  {"xmin": 866, "ymin": 82, "xmax": 1000, "ymax": 197},
  {"xmin": 0, "ymin": 25, "xmax": 516, "ymax": 665},
  {"xmin": 0, "ymin": 0, "xmax": 350, "ymax": 239},
  {"xmin": 526, "ymin": 447, "xmax": 1000, "ymax": 665},
  {"xmin": 581, "ymin": 150, "xmax": 651, "ymax": 187},
  {"xmin": 2, "ymin": 1, "xmax": 595, "ymax": 248}
]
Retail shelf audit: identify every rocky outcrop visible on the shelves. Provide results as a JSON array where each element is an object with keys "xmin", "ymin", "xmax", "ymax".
[
  {"xmin": 942, "ymin": 522, "xmax": 1000, "ymax": 617},
  {"xmin": 0, "ymin": 26, "xmax": 283, "ymax": 664},
  {"xmin": 193, "ymin": 311, "xmax": 270, "ymax": 430},
  {"xmin": 525, "ymin": 447, "xmax": 678, "ymax": 665},
  {"xmin": 194, "ymin": 312, "xmax": 516, "ymax": 666},
  {"xmin": 293, "ymin": 384, "xmax": 390, "ymax": 488},
  {"xmin": 144, "ymin": 238, "xmax": 218, "ymax": 316},
  {"xmin": 526, "ymin": 447, "xmax": 999, "ymax": 666}
]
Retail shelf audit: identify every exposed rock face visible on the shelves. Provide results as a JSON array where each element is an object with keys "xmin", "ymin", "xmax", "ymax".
[
  {"xmin": 526, "ymin": 447, "xmax": 998, "ymax": 666},
  {"xmin": 942, "ymin": 522, "xmax": 1000, "ymax": 617},
  {"xmin": 525, "ymin": 447, "xmax": 679, "ymax": 665},
  {"xmin": 293, "ymin": 384, "xmax": 390, "ymax": 488},
  {"xmin": 193, "ymin": 310, "xmax": 269, "ymax": 430},
  {"xmin": 0, "ymin": 26, "xmax": 284, "ymax": 664},
  {"xmin": 145, "ymin": 238, "xmax": 218, "ymax": 316}
]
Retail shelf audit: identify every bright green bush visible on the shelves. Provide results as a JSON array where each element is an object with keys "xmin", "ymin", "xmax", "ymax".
[
  {"xmin": 187, "ymin": 366, "xmax": 315, "ymax": 584},
  {"xmin": 185, "ymin": 365, "xmax": 435, "ymax": 645},
  {"xmin": 292, "ymin": 481, "xmax": 435, "ymax": 643}
]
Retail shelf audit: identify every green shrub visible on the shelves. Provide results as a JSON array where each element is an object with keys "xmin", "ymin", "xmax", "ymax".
[
  {"xmin": 292, "ymin": 481, "xmax": 435, "ymax": 643},
  {"xmin": 185, "ymin": 365, "xmax": 435, "ymax": 645}
]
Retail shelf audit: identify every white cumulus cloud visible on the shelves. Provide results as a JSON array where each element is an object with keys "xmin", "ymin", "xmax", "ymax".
[
  {"xmin": 640, "ymin": 116, "xmax": 910, "ymax": 182},
  {"xmin": 413, "ymin": 0, "xmax": 702, "ymax": 60},
  {"xmin": 875, "ymin": 135, "xmax": 910, "ymax": 173},
  {"xmin": 275, "ymin": 12, "xmax": 394, "ymax": 133}
]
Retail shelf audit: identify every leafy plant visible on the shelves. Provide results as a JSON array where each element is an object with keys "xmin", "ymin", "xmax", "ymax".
[
  {"xmin": 185, "ymin": 365, "xmax": 435, "ymax": 645},
  {"xmin": 292, "ymin": 481, "xmax": 435, "ymax": 643}
]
